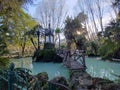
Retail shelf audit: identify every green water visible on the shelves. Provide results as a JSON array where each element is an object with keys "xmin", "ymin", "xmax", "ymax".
[
  {"xmin": 86, "ymin": 57, "xmax": 120, "ymax": 80},
  {"xmin": 10, "ymin": 57, "xmax": 69, "ymax": 80},
  {"xmin": 10, "ymin": 57, "xmax": 120, "ymax": 80},
  {"xmin": 31, "ymin": 62, "xmax": 69, "ymax": 80}
]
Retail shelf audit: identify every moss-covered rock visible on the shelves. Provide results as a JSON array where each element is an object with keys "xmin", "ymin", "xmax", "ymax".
[
  {"xmin": 36, "ymin": 72, "xmax": 49, "ymax": 90},
  {"xmin": 92, "ymin": 77, "xmax": 120, "ymax": 90},
  {"xmin": 70, "ymin": 70, "xmax": 93, "ymax": 90},
  {"xmin": 50, "ymin": 76, "xmax": 69, "ymax": 86},
  {"xmin": 36, "ymin": 72, "xmax": 48, "ymax": 84},
  {"xmin": 102, "ymin": 83, "xmax": 120, "ymax": 90},
  {"xmin": 92, "ymin": 77, "xmax": 113, "ymax": 86},
  {"xmin": 33, "ymin": 49, "xmax": 63, "ymax": 62},
  {"xmin": 50, "ymin": 76, "xmax": 70, "ymax": 90}
]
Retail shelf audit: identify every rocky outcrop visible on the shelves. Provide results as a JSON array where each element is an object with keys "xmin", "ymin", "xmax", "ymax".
[
  {"xmin": 50, "ymin": 76, "xmax": 69, "ymax": 86},
  {"xmin": 33, "ymin": 49, "xmax": 63, "ymax": 63},
  {"xmin": 50, "ymin": 76, "xmax": 70, "ymax": 90},
  {"xmin": 102, "ymin": 83, "xmax": 120, "ymax": 90},
  {"xmin": 69, "ymin": 70, "xmax": 120, "ymax": 90},
  {"xmin": 69, "ymin": 70, "xmax": 94, "ymax": 90},
  {"xmin": 91, "ymin": 78, "xmax": 120, "ymax": 90},
  {"xmin": 36, "ymin": 72, "xmax": 49, "ymax": 90}
]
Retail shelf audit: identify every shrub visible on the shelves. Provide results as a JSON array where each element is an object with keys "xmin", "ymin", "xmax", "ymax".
[
  {"xmin": 33, "ymin": 49, "xmax": 57, "ymax": 62},
  {"xmin": 0, "ymin": 57, "xmax": 9, "ymax": 71},
  {"xmin": 43, "ymin": 49, "xmax": 56, "ymax": 60},
  {"xmin": 98, "ymin": 39, "xmax": 119, "ymax": 60},
  {"xmin": 86, "ymin": 41, "xmax": 99, "ymax": 56}
]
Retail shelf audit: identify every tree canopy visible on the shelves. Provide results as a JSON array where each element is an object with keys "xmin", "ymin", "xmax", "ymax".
[
  {"xmin": 0, "ymin": 0, "xmax": 37, "ymax": 57},
  {"xmin": 64, "ymin": 12, "xmax": 87, "ymax": 50}
]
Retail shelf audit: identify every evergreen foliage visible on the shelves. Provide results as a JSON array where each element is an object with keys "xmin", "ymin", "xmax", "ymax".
[
  {"xmin": 64, "ymin": 14, "xmax": 87, "ymax": 50},
  {"xmin": 33, "ymin": 49, "xmax": 63, "ymax": 62}
]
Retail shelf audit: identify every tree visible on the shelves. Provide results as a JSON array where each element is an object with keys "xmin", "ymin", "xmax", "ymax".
[
  {"xmin": 77, "ymin": 0, "xmax": 116, "ymax": 40},
  {"xmin": 98, "ymin": 18, "xmax": 120, "ymax": 59},
  {"xmin": 55, "ymin": 28, "xmax": 61, "ymax": 49},
  {"xmin": 105, "ymin": 0, "xmax": 118, "ymax": 18},
  {"xmin": 113, "ymin": 0, "xmax": 120, "ymax": 8},
  {"xmin": 26, "ymin": 24, "xmax": 43, "ymax": 50},
  {"xmin": 36, "ymin": 0, "xmax": 67, "ymax": 29},
  {"xmin": 0, "ymin": 0, "xmax": 35, "ymax": 68},
  {"xmin": 86, "ymin": 0, "xmax": 98, "ymax": 35},
  {"xmin": 95, "ymin": 0, "xmax": 105, "ymax": 34},
  {"xmin": 0, "ymin": 0, "xmax": 35, "ymax": 55},
  {"xmin": 64, "ymin": 14, "xmax": 87, "ymax": 50},
  {"xmin": 113, "ymin": 0, "xmax": 120, "ymax": 18},
  {"xmin": 76, "ymin": 0, "xmax": 94, "ymax": 40},
  {"xmin": 10, "ymin": 9, "xmax": 37, "ymax": 56}
]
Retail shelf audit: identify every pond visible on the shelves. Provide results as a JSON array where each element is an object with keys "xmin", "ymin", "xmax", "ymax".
[
  {"xmin": 10, "ymin": 57, "xmax": 120, "ymax": 80},
  {"xmin": 86, "ymin": 57, "xmax": 120, "ymax": 81},
  {"xmin": 10, "ymin": 57, "xmax": 69, "ymax": 80}
]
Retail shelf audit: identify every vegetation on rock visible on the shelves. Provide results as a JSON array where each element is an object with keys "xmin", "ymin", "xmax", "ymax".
[{"xmin": 33, "ymin": 49, "xmax": 63, "ymax": 62}]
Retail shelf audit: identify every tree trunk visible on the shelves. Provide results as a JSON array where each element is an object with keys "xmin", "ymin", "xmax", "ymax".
[
  {"xmin": 58, "ymin": 33, "xmax": 60, "ymax": 49},
  {"xmin": 30, "ymin": 38, "xmax": 37, "ymax": 50}
]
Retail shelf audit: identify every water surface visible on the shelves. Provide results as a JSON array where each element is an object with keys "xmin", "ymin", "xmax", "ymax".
[
  {"xmin": 11, "ymin": 57, "xmax": 120, "ymax": 80},
  {"xmin": 86, "ymin": 57, "xmax": 120, "ymax": 80},
  {"xmin": 11, "ymin": 57, "xmax": 69, "ymax": 80}
]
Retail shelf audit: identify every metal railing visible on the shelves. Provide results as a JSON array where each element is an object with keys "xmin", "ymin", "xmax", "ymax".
[
  {"xmin": 0, "ymin": 63, "xmax": 31, "ymax": 90},
  {"xmin": 0, "ymin": 63, "xmax": 70, "ymax": 90}
]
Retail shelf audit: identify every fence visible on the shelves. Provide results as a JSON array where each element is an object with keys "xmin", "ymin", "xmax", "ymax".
[{"xmin": 0, "ymin": 63, "xmax": 70, "ymax": 90}]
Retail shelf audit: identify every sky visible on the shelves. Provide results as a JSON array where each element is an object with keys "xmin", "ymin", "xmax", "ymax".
[
  {"xmin": 23, "ymin": 0, "xmax": 78, "ymax": 40},
  {"xmin": 24, "ymin": 0, "xmax": 116, "ymax": 32},
  {"xmin": 25, "ymin": 0, "xmax": 78, "ymax": 17}
]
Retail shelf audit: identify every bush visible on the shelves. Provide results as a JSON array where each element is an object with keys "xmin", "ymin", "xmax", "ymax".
[
  {"xmin": 86, "ymin": 41, "xmax": 99, "ymax": 56},
  {"xmin": 33, "ymin": 49, "xmax": 63, "ymax": 62},
  {"xmin": 98, "ymin": 39, "xmax": 119, "ymax": 60},
  {"xmin": 0, "ymin": 57, "xmax": 9, "ymax": 71},
  {"xmin": 44, "ymin": 43, "xmax": 55, "ymax": 49},
  {"xmin": 43, "ymin": 49, "xmax": 56, "ymax": 61},
  {"xmin": 61, "ymin": 44, "xmax": 66, "ymax": 49}
]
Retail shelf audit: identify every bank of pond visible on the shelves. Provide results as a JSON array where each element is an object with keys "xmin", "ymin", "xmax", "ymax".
[{"xmin": 0, "ymin": 57, "xmax": 120, "ymax": 90}]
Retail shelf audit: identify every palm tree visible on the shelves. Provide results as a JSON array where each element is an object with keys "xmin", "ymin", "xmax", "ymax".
[{"xmin": 55, "ymin": 28, "xmax": 61, "ymax": 49}]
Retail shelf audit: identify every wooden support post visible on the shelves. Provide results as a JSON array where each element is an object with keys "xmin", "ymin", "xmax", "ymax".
[
  {"xmin": 82, "ymin": 50, "xmax": 86, "ymax": 70},
  {"xmin": 8, "ymin": 63, "xmax": 15, "ymax": 90}
]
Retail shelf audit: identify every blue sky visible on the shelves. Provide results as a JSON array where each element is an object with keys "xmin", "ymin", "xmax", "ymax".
[
  {"xmin": 24, "ymin": 0, "xmax": 116, "ymax": 32},
  {"xmin": 25, "ymin": 0, "xmax": 78, "ymax": 18},
  {"xmin": 22, "ymin": 0, "xmax": 117, "ymax": 40}
]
